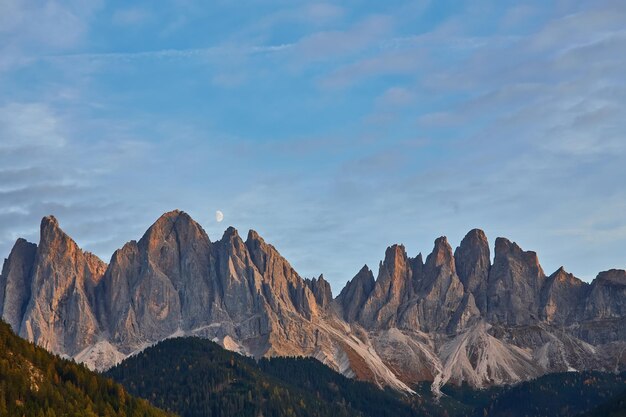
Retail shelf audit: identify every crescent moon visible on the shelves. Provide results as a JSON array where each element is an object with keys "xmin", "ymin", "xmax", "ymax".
[{"xmin": 215, "ymin": 210, "xmax": 224, "ymax": 222}]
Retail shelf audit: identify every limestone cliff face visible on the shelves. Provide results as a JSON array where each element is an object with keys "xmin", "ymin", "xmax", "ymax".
[
  {"xmin": 305, "ymin": 275, "xmax": 332, "ymax": 309},
  {"xmin": 584, "ymin": 269, "xmax": 626, "ymax": 319},
  {"xmin": 413, "ymin": 237, "xmax": 476, "ymax": 333},
  {"xmin": 334, "ymin": 265, "xmax": 375, "ymax": 322},
  {"xmin": 487, "ymin": 238, "xmax": 546, "ymax": 326},
  {"xmin": 244, "ymin": 229, "xmax": 319, "ymax": 322},
  {"xmin": 2, "ymin": 212, "xmax": 625, "ymax": 393},
  {"xmin": 19, "ymin": 216, "xmax": 107, "ymax": 355},
  {"xmin": 454, "ymin": 229, "xmax": 490, "ymax": 313},
  {"xmin": 578, "ymin": 269, "xmax": 626, "ymax": 345},
  {"xmin": 539, "ymin": 267, "xmax": 589, "ymax": 325},
  {"xmin": 359, "ymin": 245, "xmax": 414, "ymax": 328},
  {"xmin": 99, "ymin": 214, "xmax": 322, "ymax": 357},
  {"xmin": 99, "ymin": 210, "xmax": 216, "ymax": 351},
  {"xmin": 0, "ymin": 238, "xmax": 37, "ymax": 332}
]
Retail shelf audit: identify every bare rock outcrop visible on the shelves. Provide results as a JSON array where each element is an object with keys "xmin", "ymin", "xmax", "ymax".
[
  {"xmin": 454, "ymin": 229, "xmax": 490, "ymax": 313},
  {"xmin": 305, "ymin": 275, "xmax": 333, "ymax": 309},
  {"xmin": 577, "ymin": 269, "xmax": 626, "ymax": 344},
  {"xmin": 487, "ymin": 238, "xmax": 546, "ymax": 325},
  {"xmin": 359, "ymin": 245, "xmax": 414, "ymax": 328},
  {"xmin": 413, "ymin": 237, "xmax": 476, "ymax": 333},
  {"xmin": 98, "ymin": 210, "xmax": 215, "ymax": 352},
  {"xmin": 0, "ymin": 238, "xmax": 37, "ymax": 331},
  {"xmin": 19, "ymin": 216, "xmax": 107, "ymax": 355},
  {"xmin": 539, "ymin": 267, "xmax": 589, "ymax": 325},
  {"xmin": 334, "ymin": 265, "xmax": 375, "ymax": 322}
]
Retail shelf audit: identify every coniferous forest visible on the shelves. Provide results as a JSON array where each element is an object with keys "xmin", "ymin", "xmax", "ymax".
[
  {"xmin": 105, "ymin": 336, "xmax": 626, "ymax": 417},
  {"xmin": 105, "ymin": 336, "xmax": 420, "ymax": 417},
  {"xmin": 0, "ymin": 320, "xmax": 175, "ymax": 417}
]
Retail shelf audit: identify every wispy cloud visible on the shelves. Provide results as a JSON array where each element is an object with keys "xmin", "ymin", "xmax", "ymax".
[
  {"xmin": 43, "ymin": 43, "xmax": 294, "ymax": 62},
  {"xmin": 112, "ymin": 7, "xmax": 152, "ymax": 26},
  {"xmin": 1, "ymin": 0, "xmax": 625, "ymax": 289}
]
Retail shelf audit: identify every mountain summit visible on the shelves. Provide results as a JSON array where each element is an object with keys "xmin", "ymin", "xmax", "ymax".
[{"xmin": 1, "ymin": 211, "xmax": 625, "ymax": 393}]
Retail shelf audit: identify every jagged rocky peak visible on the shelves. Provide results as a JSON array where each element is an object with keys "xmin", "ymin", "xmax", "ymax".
[
  {"xmin": 335, "ymin": 265, "xmax": 375, "ymax": 322},
  {"xmin": 36, "ymin": 215, "xmax": 107, "ymax": 281},
  {"xmin": 218, "ymin": 225, "xmax": 248, "ymax": 261},
  {"xmin": 425, "ymin": 237, "xmax": 455, "ymax": 270},
  {"xmin": 378, "ymin": 244, "xmax": 414, "ymax": 294},
  {"xmin": 594, "ymin": 269, "xmax": 626, "ymax": 286},
  {"xmin": 41, "ymin": 214, "xmax": 59, "ymax": 229},
  {"xmin": 552, "ymin": 266, "xmax": 583, "ymax": 284},
  {"xmin": 222, "ymin": 225, "xmax": 240, "ymax": 239},
  {"xmin": 305, "ymin": 274, "xmax": 332, "ymax": 309},
  {"xmin": 494, "ymin": 237, "xmax": 543, "ymax": 272},
  {"xmin": 584, "ymin": 269, "xmax": 626, "ymax": 321},
  {"xmin": 358, "ymin": 244, "xmax": 414, "ymax": 328},
  {"xmin": 540, "ymin": 266, "xmax": 588, "ymax": 325},
  {"xmin": 245, "ymin": 229, "xmax": 271, "ymax": 273},
  {"xmin": 140, "ymin": 209, "xmax": 211, "ymax": 250},
  {"xmin": 39, "ymin": 216, "xmax": 67, "ymax": 251},
  {"xmin": 454, "ymin": 229, "xmax": 490, "ymax": 312},
  {"xmin": 138, "ymin": 209, "xmax": 213, "ymax": 285},
  {"xmin": 411, "ymin": 235, "xmax": 475, "ymax": 333},
  {"xmin": 383, "ymin": 244, "xmax": 409, "ymax": 268},
  {"xmin": 240, "ymin": 227, "xmax": 319, "ymax": 320},
  {"xmin": 487, "ymin": 237, "xmax": 546, "ymax": 325},
  {"xmin": 421, "ymin": 236, "xmax": 459, "ymax": 292},
  {"xmin": 0, "ymin": 238, "xmax": 38, "ymax": 331},
  {"xmin": 17, "ymin": 215, "xmax": 107, "ymax": 355},
  {"xmin": 39, "ymin": 216, "xmax": 108, "ymax": 277},
  {"xmin": 100, "ymin": 210, "xmax": 216, "ymax": 351}
]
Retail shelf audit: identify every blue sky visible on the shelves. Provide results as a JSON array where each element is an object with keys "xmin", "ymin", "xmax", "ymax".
[{"xmin": 1, "ymin": 0, "xmax": 625, "ymax": 292}]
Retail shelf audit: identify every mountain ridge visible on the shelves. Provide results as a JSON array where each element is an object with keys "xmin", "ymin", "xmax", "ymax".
[{"xmin": 1, "ymin": 210, "xmax": 625, "ymax": 394}]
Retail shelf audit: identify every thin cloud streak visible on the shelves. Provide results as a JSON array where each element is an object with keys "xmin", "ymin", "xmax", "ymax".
[{"xmin": 43, "ymin": 44, "xmax": 295, "ymax": 61}]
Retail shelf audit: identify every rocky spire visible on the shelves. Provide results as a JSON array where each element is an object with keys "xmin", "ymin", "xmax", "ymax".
[
  {"xmin": 305, "ymin": 274, "xmax": 332, "ymax": 309},
  {"xmin": 335, "ymin": 265, "xmax": 375, "ymax": 322},
  {"xmin": 244, "ymin": 229, "xmax": 318, "ymax": 320},
  {"xmin": 584, "ymin": 269, "xmax": 626, "ymax": 320},
  {"xmin": 0, "ymin": 238, "xmax": 37, "ymax": 331},
  {"xmin": 359, "ymin": 244, "xmax": 413, "ymax": 328},
  {"xmin": 487, "ymin": 237, "xmax": 545, "ymax": 325},
  {"xmin": 454, "ymin": 229, "xmax": 490, "ymax": 313},
  {"xmin": 19, "ymin": 216, "xmax": 107, "ymax": 355},
  {"xmin": 539, "ymin": 266, "xmax": 589, "ymax": 325},
  {"xmin": 414, "ymin": 236, "xmax": 476, "ymax": 333}
]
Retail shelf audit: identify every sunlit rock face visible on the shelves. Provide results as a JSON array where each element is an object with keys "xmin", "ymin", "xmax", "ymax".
[
  {"xmin": 454, "ymin": 228, "xmax": 490, "ymax": 313},
  {"xmin": 1, "ymin": 211, "xmax": 625, "ymax": 394},
  {"xmin": 4, "ymin": 216, "xmax": 108, "ymax": 356}
]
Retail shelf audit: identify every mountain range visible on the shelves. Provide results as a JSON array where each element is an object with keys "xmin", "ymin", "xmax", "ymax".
[{"xmin": 1, "ymin": 210, "xmax": 625, "ymax": 394}]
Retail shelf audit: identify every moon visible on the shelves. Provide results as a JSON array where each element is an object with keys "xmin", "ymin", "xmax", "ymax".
[{"xmin": 215, "ymin": 210, "xmax": 224, "ymax": 222}]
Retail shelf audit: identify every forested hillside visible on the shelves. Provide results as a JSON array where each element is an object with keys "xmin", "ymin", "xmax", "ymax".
[
  {"xmin": 106, "ymin": 336, "xmax": 626, "ymax": 417},
  {"xmin": 106, "ymin": 336, "xmax": 423, "ymax": 417},
  {"xmin": 580, "ymin": 388, "xmax": 626, "ymax": 417},
  {"xmin": 457, "ymin": 371, "xmax": 626, "ymax": 416},
  {"xmin": 0, "ymin": 320, "xmax": 175, "ymax": 417}
]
